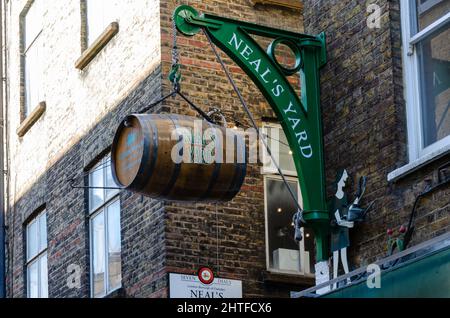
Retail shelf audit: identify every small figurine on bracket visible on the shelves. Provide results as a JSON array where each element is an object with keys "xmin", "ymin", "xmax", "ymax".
[{"xmin": 330, "ymin": 169, "xmax": 374, "ymax": 288}]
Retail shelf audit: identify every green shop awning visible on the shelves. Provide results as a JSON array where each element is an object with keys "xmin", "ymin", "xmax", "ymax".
[{"xmin": 292, "ymin": 232, "xmax": 450, "ymax": 298}]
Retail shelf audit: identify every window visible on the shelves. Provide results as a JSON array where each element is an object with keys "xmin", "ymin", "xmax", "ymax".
[
  {"xmin": 26, "ymin": 211, "xmax": 48, "ymax": 298},
  {"xmin": 23, "ymin": 0, "xmax": 44, "ymax": 117},
  {"xmin": 89, "ymin": 155, "xmax": 121, "ymax": 298},
  {"xmin": 76, "ymin": 0, "xmax": 119, "ymax": 70},
  {"xmin": 86, "ymin": 0, "xmax": 116, "ymax": 46},
  {"xmin": 262, "ymin": 123, "xmax": 315, "ymax": 275},
  {"xmin": 401, "ymin": 0, "xmax": 450, "ymax": 160},
  {"xmin": 261, "ymin": 124, "xmax": 297, "ymax": 176}
]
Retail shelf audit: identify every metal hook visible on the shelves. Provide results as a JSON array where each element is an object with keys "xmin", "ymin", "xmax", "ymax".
[{"xmin": 207, "ymin": 108, "xmax": 227, "ymax": 127}]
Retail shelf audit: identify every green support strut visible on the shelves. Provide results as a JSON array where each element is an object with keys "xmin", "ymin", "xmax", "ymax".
[{"xmin": 173, "ymin": 5, "xmax": 330, "ymax": 263}]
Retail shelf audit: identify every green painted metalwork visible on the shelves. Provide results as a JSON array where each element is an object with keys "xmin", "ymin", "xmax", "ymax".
[
  {"xmin": 323, "ymin": 245, "xmax": 450, "ymax": 298},
  {"xmin": 173, "ymin": 5, "xmax": 329, "ymax": 261}
]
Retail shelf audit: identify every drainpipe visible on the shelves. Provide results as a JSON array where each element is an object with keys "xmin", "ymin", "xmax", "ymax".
[{"xmin": 0, "ymin": 0, "xmax": 6, "ymax": 299}]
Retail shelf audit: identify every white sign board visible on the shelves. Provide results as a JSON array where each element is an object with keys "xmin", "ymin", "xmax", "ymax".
[{"xmin": 169, "ymin": 273, "xmax": 242, "ymax": 298}]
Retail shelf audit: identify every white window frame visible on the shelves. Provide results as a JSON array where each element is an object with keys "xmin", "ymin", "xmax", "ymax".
[
  {"xmin": 26, "ymin": 210, "xmax": 48, "ymax": 298},
  {"xmin": 88, "ymin": 156, "xmax": 121, "ymax": 298},
  {"xmin": 261, "ymin": 122, "xmax": 313, "ymax": 276},
  {"xmin": 400, "ymin": 0, "xmax": 450, "ymax": 161},
  {"xmin": 23, "ymin": 0, "xmax": 44, "ymax": 117}
]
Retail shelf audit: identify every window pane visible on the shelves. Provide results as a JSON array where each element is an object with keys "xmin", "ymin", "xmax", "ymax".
[
  {"xmin": 418, "ymin": 26, "xmax": 450, "ymax": 147},
  {"xmin": 415, "ymin": 0, "xmax": 450, "ymax": 33},
  {"xmin": 39, "ymin": 254, "xmax": 48, "ymax": 298},
  {"xmin": 27, "ymin": 219, "xmax": 38, "ymax": 261},
  {"xmin": 87, "ymin": 0, "xmax": 101, "ymax": 45},
  {"xmin": 25, "ymin": 0, "xmax": 43, "ymax": 49},
  {"xmin": 87, "ymin": 0, "xmax": 114, "ymax": 46},
  {"xmin": 90, "ymin": 164, "xmax": 104, "ymax": 211},
  {"xmin": 27, "ymin": 260, "xmax": 39, "ymax": 298},
  {"xmin": 264, "ymin": 126, "xmax": 296, "ymax": 174},
  {"xmin": 107, "ymin": 200, "xmax": 121, "ymax": 291},
  {"xmin": 25, "ymin": 41, "xmax": 42, "ymax": 115},
  {"xmin": 39, "ymin": 212, "xmax": 47, "ymax": 252},
  {"xmin": 277, "ymin": 127, "xmax": 296, "ymax": 173},
  {"xmin": 24, "ymin": 52, "xmax": 31, "ymax": 115},
  {"xmin": 102, "ymin": 0, "xmax": 116, "ymax": 27},
  {"xmin": 91, "ymin": 212, "xmax": 106, "ymax": 297},
  {"xmin": 265, "ymin": 126, "xmax": 279, "ymax": 171},
  {"xmin": 266, "ymin": 178, "xmax": 301, "ymax": 271},
  {"xmin": 105, "ymin": 157, "xmax": 119, "ymax": 199}
]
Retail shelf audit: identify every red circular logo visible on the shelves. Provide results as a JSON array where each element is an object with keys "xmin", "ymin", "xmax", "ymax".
[{"xmin": 198, "ymin": 267, "xmax": 214, "ymax": 285}]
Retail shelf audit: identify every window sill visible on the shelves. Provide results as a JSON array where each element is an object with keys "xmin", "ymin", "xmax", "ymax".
[
  {"xmin": 103, "ymin": 287, "xmax": 125, "ymax": 298},
  {"xmin": 262, "ymin": 270, "xmax": 315, "ymax": 286},
  {"xmin": 16, "ymin": 101, "xmax": 46, "ymax": 137},
  {"xmin": 387, "ymin": 143, "xmax": 450, "ymax": 182},
  {"xmin": 250, "ymin": 0, "xmax": 303, "ymax": 10},
  {"xmin": 75, "ymin": 22, "xmax": 119, "ymax": 70}
]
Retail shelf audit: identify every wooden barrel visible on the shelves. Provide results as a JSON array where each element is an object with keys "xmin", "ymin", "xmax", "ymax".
[{"xmin": 111, "ymin": 114, "xmax": 247, "ymax": 202}]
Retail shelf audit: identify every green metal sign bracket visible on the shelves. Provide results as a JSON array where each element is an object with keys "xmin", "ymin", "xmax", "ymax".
[{"xmin": 174, "ymin": 5, "xmax": 329, "ymax": 261}]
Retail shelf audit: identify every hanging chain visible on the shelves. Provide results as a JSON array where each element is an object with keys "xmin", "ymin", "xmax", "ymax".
[
  {"xmin": 139, "ymin": 17, "xmax": 215, "ymax": 124},
  {"xmin": 169, "ymin": 17, "xmax": 181, "ymax": 91}
]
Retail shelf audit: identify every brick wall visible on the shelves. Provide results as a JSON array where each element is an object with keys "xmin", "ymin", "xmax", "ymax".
[
  {"xmin": 6, "ymin": 0, "xmax": 308, "ymax": 298},
  {"xmin": 303, "ymin": 0, "xmax": 450, "ymax": 267},
  {"xmin": 7, "ymin": 0, "xmax": 161, "ymax": 200},
  {"xmin": 6, "ymin": 0, "xmax": 164, "ymax": 297},
  {"xmin": 7, "ymin": 69, "xmax": 166, "ymax": 297},
  {"xmin": 5, "ymin": 0, "xmax": 449, "ymax": 299},
  {"xmin": 159, "ymin": 0, "xmax": 305, "ymax": 297}
]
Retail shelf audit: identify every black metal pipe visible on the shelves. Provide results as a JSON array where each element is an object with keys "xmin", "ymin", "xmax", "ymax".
[{"xmin": 0, "ymin": 0, "xmax": 6, "ymax": 299}]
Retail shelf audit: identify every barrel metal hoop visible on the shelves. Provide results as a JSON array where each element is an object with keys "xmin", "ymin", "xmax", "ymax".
[
  {"xmin": 160, "ymin": 114, "xmax": 183, "ymax": 198},
  {"xmin": 223, "ymin": 162, "xmax": 247, "ymax": 201},
  {"xmin": 110, "ymin": 121, "xmax": 124, "ymax": 187},
  {"xmin": 111, "ymin": 115, "xmax": 148, "ymax": 189},
  {"xmin": 220, "ymin": 134, "xmax": 247, "ymax": 201},
  {"xmin": 199, "ymin": 121, "xmax": 222, "ymax": 201},
  {"xmin": 134, "ymin": 115, "xmax": 158, "ymax": 193}
]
